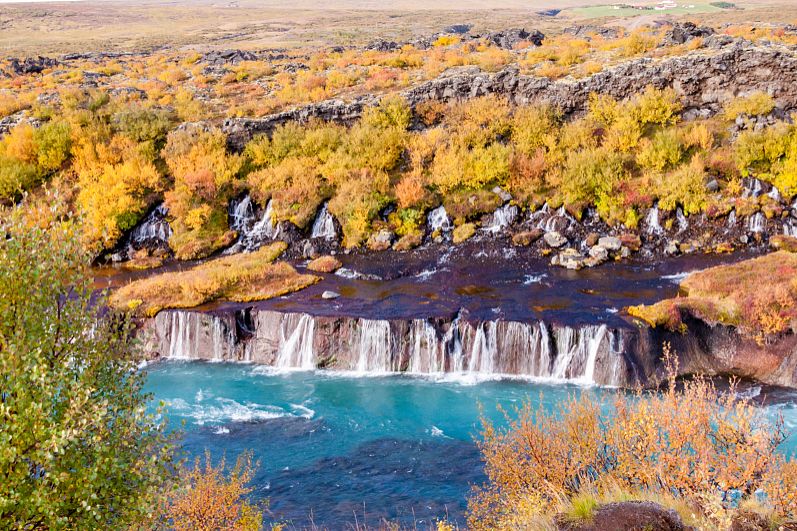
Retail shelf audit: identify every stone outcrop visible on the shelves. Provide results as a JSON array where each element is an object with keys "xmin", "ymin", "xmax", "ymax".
[
  {"xmin": 224, "ymin": 39, "xmax": 797, "ymax": 148},
  {"xmin": 138, "ymin": 304, "xmax": 797, "ymax": 389}
]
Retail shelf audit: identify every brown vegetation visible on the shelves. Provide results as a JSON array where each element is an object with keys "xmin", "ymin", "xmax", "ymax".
[
  {"xmin": 628, "ymin": 251, "xmax": 797, "ymax": 342},
  {"xmin": 468, "ymin": 348, "xmax": 797, "ymax": 530},
  {"xmin": 110, "ymin": 242, "xmax": 319, "ymax": 316}
]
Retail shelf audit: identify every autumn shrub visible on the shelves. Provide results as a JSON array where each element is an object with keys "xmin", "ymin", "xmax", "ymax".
[
  {"xmin": 560, "ymin": 147, "xmax": 628, "ymax": 213},
  {"xmin": 656, "ymin": 157, "xmax": 708, "ymax": 215},
  {"xmin": 247, "ymin": 157, "xmax": 329, "ymax": 229},
  {"xmin": 468, "ymin": 348, "xmax": 795, "ymax": 530},
  {"xmin": 166, "ymin": 451, "xmax": 263, "ymax": 531},
  {"xmin": 724, "ymin": 91, "xmax": 776, "ymax": 121},
  {"xmin": 0, "ymin": 155, "xmax": 40, "ymax": 203},
  {"xmin": 328, "ymin": 169, "xmax": 390, "ymax": 248},
  {"xmin": 111, "ymin": 106, "xmax": 173, "ymax": 145},
  {"xmin": 636, "ymin": 128, "xmax": 684, "ymax": 171},
  {"xmin": 162, "ymin": 127, "xmax": 244, "ymax": 259},
  {"xmin": 77, "ymin": 136, "xmax": 163, "ymax": 250}
]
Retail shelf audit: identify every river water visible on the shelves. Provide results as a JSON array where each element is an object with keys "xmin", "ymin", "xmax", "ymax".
[{"xmin": 145, "ymin": 361, "xmax": 797, "ymax": 528}]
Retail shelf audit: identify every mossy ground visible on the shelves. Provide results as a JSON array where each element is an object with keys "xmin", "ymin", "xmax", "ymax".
[{"xmin": 110, "ymin": 242, "xmax": 319, "ymax": 316}]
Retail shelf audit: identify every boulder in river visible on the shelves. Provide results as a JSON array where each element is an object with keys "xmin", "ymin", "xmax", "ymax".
[{"xmin": 544, "ymin": 231, "xmax": 568, "ymax": 248}]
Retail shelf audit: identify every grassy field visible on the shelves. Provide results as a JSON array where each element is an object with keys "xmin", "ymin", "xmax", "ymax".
[
  {"xmin": 571, "ymin": 2, "xmax": 724, "ymax": 19},
  {"xmin": 0, "ymin": 0, "xmax": 794, "ymax": 55}
]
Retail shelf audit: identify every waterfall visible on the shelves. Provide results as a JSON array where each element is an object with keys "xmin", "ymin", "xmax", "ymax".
[
  {"xmin": 483, "ymin": 204, "xmax": 518, "ymax": 233},
  {"xmin": 644, "ymin": 205, "xmax": 663, "ymax": 236},
  {"xmin": 275, "ymin": 314, "xmax": 316, "ymax": 369},
  {"xmin": 768, "ymin": 186, "xmax": 782, "ymax": 202},
  {"xmin": 311, "ymin": 203, "xmax": 336, "ymax": 240},
  {"xmin": 747, "ymin": 212, "xmax": 766, "ymax": 233},
  {"xmin": 227, "ymin": 199, "xmax": 281, "ymax": 253},
  {"xmin": 355, "ymin": 319, "xmax": 393, "ymax": 373},
  {"xmin": 146, "ymin": 310, "xmax": 628, "ymax": 386},
  {"xmin": 675, "ymin": 208, "xmax": 688, "ymax": 233},
  {"xmin": 551, "ymin": 325, "xmax": 608, "ymax": 383},
  {"xmin": 784, "ymin": 218, "xmax": 797, "ymax": 237},
  {"xmin": 130, "ymin": 203, "xmax": 172, "ymax": 245},
  {"xmin": 427, "ymin": 205, "xmax": 453, "ymax": 234},
  {"xmin": 726, "ymin": 209, "xmax": 737, "ymax": 230},
  {"xmin": 229, "ymin": 195, "xmax": 255, "ymax": 233},
  {"xmin": 158, "ymin": 311, "xmax": 235, "ymax": 361},
  {"xmin": 407, "ymin": 320, "xmax": 443, "ymax": 374},
  {"xmin": 743, "ymin": 178, "xmax": 763, "ymax": 199},
  {"xmin": 468, "ymin": 322, "xmax": 498, "ymax": 373},
  {"xmin": 530, "ymin": 203, "xmax": 575, "ymax": 233}
]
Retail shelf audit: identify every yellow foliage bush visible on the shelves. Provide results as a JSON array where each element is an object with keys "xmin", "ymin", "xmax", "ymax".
[
  {"xmin": 724, "ymin": 91, "xmax": 776, "ymax": 121},
  {"xmin": 468, "ymin": 348, "xmax": 794, "ymax": 529}
]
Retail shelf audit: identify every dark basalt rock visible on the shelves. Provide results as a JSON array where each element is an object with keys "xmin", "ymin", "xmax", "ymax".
[
  {"xmin": 662, "ymin": 22, "xmax": 715, "ymax": 46},
  {"xmin": 365, "ymin": 39, "xmax": 400, "ymax": 52},
  {"xmin": 224, "ymin": 39, "xmax": 797, "ymax": 149},
  {"xmin": 202, "ymin": 49, "xmax": 258, "ymax": 65},
  {"xmin": 563, "ymin": 25, "xmax": 619, "ymax": 40},
  {"xmin": 557, "ymin": 501, "xmax": 692, "ymax": 531},
  {"xmin": 7, "ymin": 56, "xmax": 58, "ymax": 75},
  {"xmin": 484, "ymin": 28, "xmax": 544, "ymax": 49},
  {"xmin": 443, "ymin": 24, "xmax": 472, "ymax": 35}
]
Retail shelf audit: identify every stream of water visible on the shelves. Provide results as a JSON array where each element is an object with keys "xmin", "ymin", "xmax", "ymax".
[{"xmin": 146, "ymin": 362, "xmax": 797, "ymax": 528}]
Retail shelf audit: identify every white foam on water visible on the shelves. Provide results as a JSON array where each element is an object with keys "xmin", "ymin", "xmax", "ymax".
[
  {"xmin": 290, "ymin": 403, "xmax": 316, "ymax": 419},
  {"xmin": 213, "ymin": 427, "xmax": 230, "ymax": 435},
  {"xmin": 662, "ymin": 271, "xmax": 694, "ymax": 283},
  {"xmin": 523, "ymin": 273, "xmax": 547, "ymax": 285},
  {"xmin": 166, "ymin": 396, "xmax": 291, "ymax": 425}
]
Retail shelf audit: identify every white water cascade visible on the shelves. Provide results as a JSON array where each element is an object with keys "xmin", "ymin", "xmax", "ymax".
[
  {"xmin": 311, "ymin": 203, "xmax": 337, "ymax": 241},
  {"xmin": 157, "ymin": 311, "xmax": 235, "ymax": 361},
  {"xmin": 130, "ymin": 203, "xmax": 172, "ymax": 245},
  {"xmin": 748, "ymin": 212, "xmax": 766, "ymax": 233},
  {"xmin": 784, "ymin": 218, "xmax": 797, "ymax": 237},
  {"xmin": 743, "ymin": 178, "xmax": 764, "ymax": 199},
  {"xmin": 675, "ymin": 208, "xmax": 689, "ymax": 233},
  {"xmin": 644, "ymin": 205, "xmax": 663, "ymax": 236},
  {"xmin": 483, "ymin": 204, "xmax": 518, "ymax": 233},
  {"xmin": 148, "ymin": 310, "xmax": 628, "ymax": 386},
  {"xmin": 529, "ymin": 203, "xmax": 575, "ymax": 233},
  {"xmin": 355, "ymin": 319, "xmax": 393, "ymax": 373},
  {"xmin": 275, "ymin": 314, "xmax": 316, "ymax": 369},
  {"xmin": 229, "ymin": 195, "xmax": 255, "ymax": 233},
  {"xmin": 427, "ymin": 205, "xmax": 453, "ymax": 235}
]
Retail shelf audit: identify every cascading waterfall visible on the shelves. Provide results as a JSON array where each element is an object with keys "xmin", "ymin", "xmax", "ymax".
[
  {"xmin": 229, "ymin": 194, "xmax": 255, "ymax": 233},
  {"xmin": 676, "ymin": 208, "xmax": 689, "ymax": 233},
  {"xmin": 130, "ymin": 203, "xmax": 172, "ymax": 245},
  {"xmin": 768, "ymin": 186, "xmax": 782, "ymax": 202},
  {"xmin": 275, "ymin": 314, "xmax": 316, "ymax": 369},
  {"xmin": 355, "ymin": 319, "xmax": 393, "ymax": 373},
  {"xmin": 407, "ymin": 320, "xmax": 444, "ymax": 373},
  {"xmin": 784, "ymin": 218, "xmax": 797, "ymax": 237},
  {"xmin": 530, "ymin": 203, "xmax": 574, "ymax": 233},
  {"xmin": 483, "ymin": 204, "xmax": 518, "ymax": 233},
  {"xmin": 427, "ymin": 205, "xmax": 453, "ymax": 234},
  {"xmin": 159, "ymin": 311, "xmax": 235, "ymax": 361},
  {"xmin": 644, "ymin": 205, "xmax": 663, "ymax": 235},
  {"xmin": 311, "ymin": 203, "xmax": 336, "ymax": 240},
  {"xmin": 748, "ymin": 212, "xmax": 766, "ymax": 233},
  {"xmin": 726, "ymin": 209, "xmax": 737, "ymax": 230},
  {"xmin": 148, "ymin": 310, "xmax": 627, "ymax": 385},
  {"xmin": 743, "ymin": 178, "xmax": 764, "ymax": 199}
]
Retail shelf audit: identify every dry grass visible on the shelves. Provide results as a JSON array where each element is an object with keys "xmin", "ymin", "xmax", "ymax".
[
  {"xmin": 110, "ymin": 242, "xmax": 319, "ymax": 316},
  {"xmin": 306, "ymin": 255, "xmax": 342, "ymax": 273},
  {"xmin": 628, "ymin": 251, "xmax": 797, "ymax": 340}
]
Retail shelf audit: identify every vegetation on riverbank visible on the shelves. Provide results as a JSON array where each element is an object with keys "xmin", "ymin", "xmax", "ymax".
[
  {"xmin": 628, "ymin": 250, "xmax": 797, "ymax": 342},
  {"xmin": 0, "ymin": 215, "xmax": 175, "ymax": 528},
  {"xmin": 3, "ymin": 81, "xmax": 795, "ymax": 257},
  {"xmin": 468, "ymin": 349, "xmax": 797, "ymax": 530},
  {"xmin": 110, "ymin": 242, "xmax": 319, "ymax": 316}
]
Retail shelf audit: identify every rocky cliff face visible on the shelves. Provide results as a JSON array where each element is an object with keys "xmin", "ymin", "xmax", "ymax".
[
  {"xmin": 136, "ymin": 305, "xmax": 797, "ymax": 389},
  {"xmin": 224, "ymin": 39, "xmax": 797, "ymax": 148}
]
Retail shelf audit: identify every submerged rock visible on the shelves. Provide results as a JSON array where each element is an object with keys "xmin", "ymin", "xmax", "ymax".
[{"xmin": 321, "ymin": 291, "xmax": 340, "ymax": 300}]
